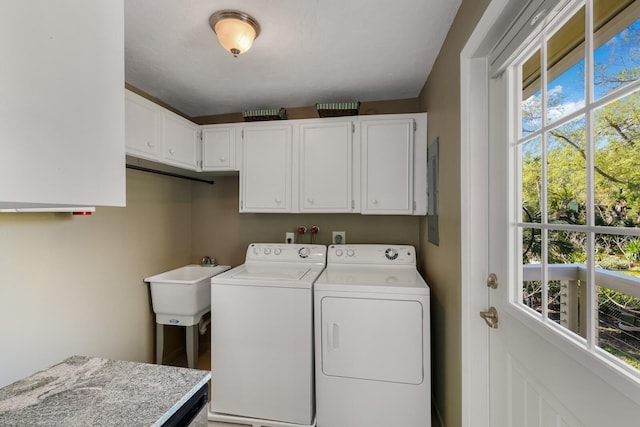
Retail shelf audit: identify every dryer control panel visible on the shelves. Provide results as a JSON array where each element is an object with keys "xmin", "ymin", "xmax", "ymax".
[{"xmin": 327, "ymin": 244, "xmax": 416, "ymax": 265}]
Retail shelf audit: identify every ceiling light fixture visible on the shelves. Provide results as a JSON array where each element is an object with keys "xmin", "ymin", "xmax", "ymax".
[{"xmin": 209, "ymin": 10, "xmax": 261, "ymax": 58}]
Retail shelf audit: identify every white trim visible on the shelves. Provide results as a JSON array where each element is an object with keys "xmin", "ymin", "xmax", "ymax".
[
  {"xmin": 460, "ymin": 55, "xmax": 490, "ymax": 427},
  {"xmin": 460, "ymin": 1, "xmax": 515, "ymax": 425}
]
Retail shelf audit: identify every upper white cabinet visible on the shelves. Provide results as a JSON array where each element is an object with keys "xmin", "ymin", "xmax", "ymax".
[
  {"xmin": 0, "ymin": 1, "xmax": 125, "ymax": 209},
  {"xmin": 124, "ymin": 93, "xmax": 427, "ymax": 215},
  {"xmin": 299, "ymin": 121, "xmax": 355, "ymax": 213},
  {"xmin": 162, "ymin": 114, "xmax": 199, "ymax": 170},
  {"xmin": 201, "ymin": 125, "xmax": 237, "ymax": 171},
  {"xmin": 125, "ymin": 91, "xmax": 160, "ymax": 159},
  {"xmin": 240, "ymin": 125, "xmax": 293, "ymax": 212},
  {"xmin": 359, "ymin": 114, "xmax": 427, "ymax": 215},
  {"xmin": 361, "ymin": 117, "xmax": 415, "ymax": 215},
  {"xmin": 125, "ymin": 90, "xmax": 199, "ymax": 171},
  {"xmin": 238, "ymin": 114, "xmax": 426, "ymax": 215}
]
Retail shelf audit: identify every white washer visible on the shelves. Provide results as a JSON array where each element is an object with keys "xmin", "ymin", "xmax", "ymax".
[
  {"xmin": 314, "ymin": 244, "xmax": 430, "ymax": 427},
  {"xmin": 209, "ymin": 243, "xmax": 327, "ymax": 427}
]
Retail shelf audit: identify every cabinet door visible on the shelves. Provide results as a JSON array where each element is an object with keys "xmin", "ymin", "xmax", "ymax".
[
  {"xmin": 162, "ymin": 113, "xmax": 199, "ymax": 170},
  {"xmin": 0, "ymin": 1, "xmax": 125, "ymax": 208},
  {"xmin": 241, "ymin": 125, "xmax": 292, "ymax": 212},
  {"xmin": 299, "ymin": 121, "xmax": 353, "ymax": 212},
  {"xmin": 202, "ymin": 126, "xmax": 237, "ymax": 171},
  {"xmin": 361, "ymin": 118, "xmax": 414, "ymax": 214},
  {"xmin": 125, "ymin": 91, "xmax": 160, "ymax": 159}
]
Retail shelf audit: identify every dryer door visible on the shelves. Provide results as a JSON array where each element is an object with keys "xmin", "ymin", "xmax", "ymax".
[{"xmin": 320, "ymin": 296, "xmax": 424, "ymax": 384}]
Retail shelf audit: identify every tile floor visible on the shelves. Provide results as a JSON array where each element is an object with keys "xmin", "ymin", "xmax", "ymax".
[{"xmin": 167, "ymin": 331, "xmax": 440, "ymax": 427}]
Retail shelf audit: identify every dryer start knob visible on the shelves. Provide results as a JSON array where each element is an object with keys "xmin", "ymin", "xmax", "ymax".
[{"xmin": 385, "ymin": 248, "xmax": 399, "ymax": 260}]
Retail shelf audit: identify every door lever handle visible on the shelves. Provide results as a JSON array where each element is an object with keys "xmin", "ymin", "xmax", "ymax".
[{"xmin": 480, "ymin": 307, "xmax": 499, "ymax": 329}]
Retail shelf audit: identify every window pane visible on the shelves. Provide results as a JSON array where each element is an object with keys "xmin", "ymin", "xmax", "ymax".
[
  {"xmin": 596, "ymin": 233, "xmax": 640, "ymax": 370},
  {"xmin": 547, "ymin": 7, "xmax": 586, "ymax": 125},
  {"xmin": 522, "ymin": 49, "xmax": 542, "ymax": 136},
  {"xmin": 594, "ymin": 91, "xmax": 640, "ymax": 227},
  {"xmin": 547, "ymin": 116, "xmax": 587, "ymax": 225},
  {"xmin": 522, "ymin": 227, "xmax": 543, "ymax": 317},
  {"xmin": 547, "ymin": 230, "xmax": 587, "ymax": 337},
  {"xmin": 521, "ymin": 137, "xmax": 542, "ymax": 222},
  {"xmin": 594, "ymin": 0, "xmax": 640, "ymax": 100}
]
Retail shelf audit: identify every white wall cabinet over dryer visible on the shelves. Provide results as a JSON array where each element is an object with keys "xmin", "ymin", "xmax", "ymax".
[
  {"xmin": 0, "ymin": 1, "xmax": 125, "ymax": 209},
  {"xmin": 360, "ymin": 114, "xmax": 427, "ymax": 215},
  {"xmin": 125, "ymin": 90, "xmax": 199, "ymax": 171}
]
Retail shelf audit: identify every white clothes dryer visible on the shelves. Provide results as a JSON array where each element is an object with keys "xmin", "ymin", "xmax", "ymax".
[
  {"xmin": 209, "ymin": 243, "xmax": 327, "ymax": 427},
  {"xmin": 314, "ymin": 244, "xmax": 430, "ymax": 427}
]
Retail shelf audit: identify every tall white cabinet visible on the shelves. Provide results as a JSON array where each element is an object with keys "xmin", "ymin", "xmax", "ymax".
[{"xmin": 0, "ymin": 1, "xmax": 125, "ymax": 209}]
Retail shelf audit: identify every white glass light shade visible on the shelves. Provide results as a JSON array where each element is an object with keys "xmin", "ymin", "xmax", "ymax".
[{"xmin": 210, "ymin": 11, "xmax": 260, "ymax": 57}]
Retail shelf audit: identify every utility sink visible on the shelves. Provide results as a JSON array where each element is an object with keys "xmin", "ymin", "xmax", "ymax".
[
  {"xmin": 145, "ymin": 264, "xmax": 230, "ymax": 326},
  {"xmin": 145, "ymin": 264, "xmax": 231, "ymax": 368}
]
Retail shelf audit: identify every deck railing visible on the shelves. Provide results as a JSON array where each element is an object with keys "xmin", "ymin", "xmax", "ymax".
[{"xmin": 522, "ymin": 263, "xmax": 640, "ymax": 337}]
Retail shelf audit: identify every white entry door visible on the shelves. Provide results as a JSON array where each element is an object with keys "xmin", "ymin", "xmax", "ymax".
[
  {"xmin": 487, "ymin": 71, "xmax": 640, "ymax": 427},
  {"xmin": 464, "ymin": 0, "xmax": 640, "ymax": 426}
]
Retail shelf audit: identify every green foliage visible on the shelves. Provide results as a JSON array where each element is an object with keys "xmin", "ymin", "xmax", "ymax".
[
  {"xmin": 601, "ymin": 344, "xmax": 640, "ymax": 370},
  {"xmin": 624, "ymin": 239, "xmax": 640, "ymax": 262},
  {"xmin": 521, "ymin": 25, "xmax": 640, "ymax": 262},
  {"xmin": 595, "ymin": 256, "xmax": 629, "ymax": 270}
]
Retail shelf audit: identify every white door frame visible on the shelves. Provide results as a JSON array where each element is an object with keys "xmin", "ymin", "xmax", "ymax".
[
  {"xmin": 461, "ymin": 1, "xmax": 640, "ymax": 425},
  {"xmin": 460, "ymin": 1, "xmax": 518, "ymax": 426}
]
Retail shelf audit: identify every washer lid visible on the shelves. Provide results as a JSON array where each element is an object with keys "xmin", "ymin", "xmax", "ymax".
[
  {"xmin": 230, "ymin": 265, "xmax": 311, "ymax": 281},
  {"xmin": 211, "ymin": 263, "xmax": 325, "ymax": 288}
]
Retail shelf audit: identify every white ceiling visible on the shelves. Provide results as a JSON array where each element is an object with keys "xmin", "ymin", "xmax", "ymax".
[{"xmin": 124, "ymin": 0, "xmax": 462, "ymax": 118}]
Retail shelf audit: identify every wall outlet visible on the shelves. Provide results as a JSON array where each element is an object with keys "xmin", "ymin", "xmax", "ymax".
[
  {"xmin": 285, "ymin": 232, "xmax": 295, "ymax": 244},
  {"xmin": 332, "ymin": 231, "xmax": 346, "ymax": 245}
]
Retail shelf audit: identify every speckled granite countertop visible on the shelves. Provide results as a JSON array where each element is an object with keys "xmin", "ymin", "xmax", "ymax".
[{"xmin": 0, "ymin": 355, "xmax": 211, "ymax": 426}]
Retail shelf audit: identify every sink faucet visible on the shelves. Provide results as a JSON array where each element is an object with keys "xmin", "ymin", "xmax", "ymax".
[{"xmin": 201, "ymin": 256, "xmax": 216, "ymax": 266}]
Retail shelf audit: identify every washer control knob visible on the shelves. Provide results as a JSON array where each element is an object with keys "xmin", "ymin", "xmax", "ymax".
[
  {"xmin": 346, "ymin": 249, "xmax": 355, "ymax": 257},
  {"xmin": 253, "ymin": 246, "xmax": 260, "ymax": 255},
  {"xmin": 274, "ymin": 248, "xmax": 282, "ymax": 255},
  {"xmin": 385, "ymin": 248, "xmax": 399, "ymax": 260},
  {"xmin": 298, "ymin": 247, "xmax": 310, "ymax": 258},
  {"xmin": 335, "ymin": 249, "xmax": 344, "ymax": 257},
  {"xmin": 264, "ymin": 248, "xmax": 272, "ymax": 255}
]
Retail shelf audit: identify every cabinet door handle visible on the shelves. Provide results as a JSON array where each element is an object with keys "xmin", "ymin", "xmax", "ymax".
[
  {"xmin": 169, "ymin": 148, "xmax": 175, "ymax": 155},
  {"xmin": 219, "ymin": 156, "xmax": 226, "ymax": 162},
  {"xmin": 146, "ymin": 141, "xmax": 154, "ymax": 148},
  {"xmin": 274, "ymin": 198, "xmax": 282, "ymax": 204},
  {"xmin": 371, "ymin": 199, "xmax": 378, "ymax": 205},
  {"xmin": 307, "ymin": 197, "xmax": 314, "ymax": 204}
]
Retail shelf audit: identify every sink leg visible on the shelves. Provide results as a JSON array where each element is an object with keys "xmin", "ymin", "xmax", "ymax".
[
  {"xmin": 186, "ymin": 325, "xmax": 199, "ymax": 369},
  {"xmin": 156, "ymin": 323, "xmax": 164, "ymax": 365}
]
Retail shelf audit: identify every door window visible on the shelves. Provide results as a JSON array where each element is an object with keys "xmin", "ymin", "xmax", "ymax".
[{"xmin": 515, "ymin": 0, "xmax": 640, "ymax": 374}]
